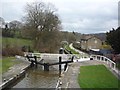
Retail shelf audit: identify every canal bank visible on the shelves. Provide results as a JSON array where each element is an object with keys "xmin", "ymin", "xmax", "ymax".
[
  {"xmin": 1, "ymin": 57, "xmax": 31, "ymax": 89},
  {"xmin": 56, "ymin": 62, "xmax": 80, "ymax": 89},
  {"xmin": 2, "ymin": 56, "xmax": 118, "ymax": 89},
  {"xmin": 1, "ymin": 54, "xmax": 75, "ymax": 89},
  {"xmin": 1, "ymin": 55, "xmax": 83, "ymax": 89},
  {"xmin": 56, "ymin": 60, "xmax": 120, "ymax": 89},
  {"xmin": 1, "ymin": 57, "xmax": 61, "ymax": 89}
]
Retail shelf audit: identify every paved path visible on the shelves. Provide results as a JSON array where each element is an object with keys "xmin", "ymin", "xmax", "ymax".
[
  {"xmin": 69, "ymin": 43, "xmax": 87, "ymax": 55},
  {"xmin": 60, "ymin": 63, "xmax": 80, "ymax": 88},
  {"xmin": 69, "ymin": 43, "xmax": 90, "ymax": 62}
]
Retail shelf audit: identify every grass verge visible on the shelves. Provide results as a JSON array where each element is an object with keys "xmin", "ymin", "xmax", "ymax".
[
  {"xmin": 78, "ymin": 65, "xmax": 120, "ymax": 89},
  {"xmin": 0, "ymin": 57, "xmax": 18, "ymax": 74},
  {"xmin": 65, "ymin": 45, "xmax": 79, "ymax": 54},
  {"xmin": 2, "ymin": 37, "xmax": 33, "ymax": 47}
]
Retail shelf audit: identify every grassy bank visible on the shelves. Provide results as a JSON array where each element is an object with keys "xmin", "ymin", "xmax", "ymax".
[
  {"xmin": 78, "ymin": 65, "xmax": 120, "ymax": 89},
  {"xmin": 65, "ymin": 45, "xmax": 79, "ymax": 54},
  {"xmin": 2, "ymin": 37, "xmax": 33, "ymax": 48},
  {"xmin": 0, "ymin": 57, "xmax": 18, "ymax": 74}
]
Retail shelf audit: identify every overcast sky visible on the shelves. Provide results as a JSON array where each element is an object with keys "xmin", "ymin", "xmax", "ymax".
[{"xmin": 0, "ymin": 0, "xmax": 119, "ymax": 34}]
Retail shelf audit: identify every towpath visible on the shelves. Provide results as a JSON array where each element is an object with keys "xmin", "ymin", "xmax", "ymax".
[
  {"xmin": 2, "ymin": 57, "xmax": 30, "ymax": 82},
  {"xmin": 60, "ymin": 60, "xmax": 120, "ymax": 88}
]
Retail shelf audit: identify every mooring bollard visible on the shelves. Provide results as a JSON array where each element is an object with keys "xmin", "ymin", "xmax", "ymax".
[
  {"xmin": 34, "ymin": 56, "xmax": 38, "ymax": 68},
  {"xmin": 44, "ymin": 63, "xmax": 49, "ymax": 71},
  {"xmin": 59, "ymin": 57, "xmax": 62, "ymax": 77},
  {"xmin": 30, "ymin": 60, "xmax": 34, "ymax": 67}
]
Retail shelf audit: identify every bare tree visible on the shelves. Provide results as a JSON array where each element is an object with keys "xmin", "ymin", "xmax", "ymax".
[
  {"xmin": 9, "ymin": 20, "xmax": 22, "ymax": 29},
  {"xmin": 22, "ymin": 1, "xmax": 62, "ymax": 52},
  {"xmin": 0, "ymin": 17, "xmax": 5, "ymax": 28},
  {"xmin": 23, "ymin": 2, "xmax": 61, "ymax": 32}
]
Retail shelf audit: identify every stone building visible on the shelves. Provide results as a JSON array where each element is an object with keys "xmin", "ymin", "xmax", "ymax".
[{"xmin": 80, "ymin": 35, "xmax": 102, "ymax": 51}]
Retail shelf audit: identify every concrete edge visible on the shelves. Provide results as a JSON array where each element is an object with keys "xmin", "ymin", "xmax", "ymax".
[{"xmin": 0, "ymin": 65, "xmax": 30, "ymax": 89}]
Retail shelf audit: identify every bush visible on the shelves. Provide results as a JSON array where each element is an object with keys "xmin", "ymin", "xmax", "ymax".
[{"xmin": 2, "ymin": 47, "xmax": 24, "ymax": 56}]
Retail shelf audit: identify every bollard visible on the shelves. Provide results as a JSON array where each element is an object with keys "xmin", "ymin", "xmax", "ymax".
[
  {"xmin": 59, "ymin": 48, "xmax": 64, "ymax": 54},
  {"xmin": 44, "ymin": 63, "xmax": 49, "ymax": 71},
  {"xmin": 34, "ymin": 56, "xmax": 37, "ymax": 68},
  {"xmin": 30, "ymin": 61, "xmax": 34, "ymax": 67},
  {"xmin": 59, "ymin": 57, "xmax": 62, "ymax": 76}
]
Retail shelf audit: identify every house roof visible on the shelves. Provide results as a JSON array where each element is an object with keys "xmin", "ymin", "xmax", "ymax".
[{"xmin": 81, "ymin": 35, "xmax": 102, "ymax": 41}]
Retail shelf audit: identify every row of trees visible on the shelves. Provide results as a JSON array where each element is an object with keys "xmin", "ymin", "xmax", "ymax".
[
  {"xmin": 0, "ymin": 17, "xmax": 22, "ymax": 29},
  {"xmin": 1, "ymin": 1, "xmax": 77, "ymax": 53},
  {"xmin": 22, "ymin": 2, "xmax": 64, "ymax": 52},
  {"xmin": 106, "ymin": 27, "xmax": 120, "ymax": 54},
  {"xmin": 1, "ymin": 17, "xmax": 23, "ymax": 38},
  {"xmin": 2, "ymin": 1, "xmax": 119, "ymax": 54}
]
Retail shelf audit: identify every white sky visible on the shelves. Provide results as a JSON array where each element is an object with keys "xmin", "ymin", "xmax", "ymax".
[{"xmin": 0, "ymin": 0, "xmax": 119, "ymax": 34}]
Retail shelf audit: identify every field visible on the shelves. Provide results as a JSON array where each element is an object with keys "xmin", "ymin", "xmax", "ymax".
[
  {"xmin": 78, "ymin": 65, "xmax": 120, "ymax": 89},
  {"xmin": 1, "ymin": 37, "xmax": 33, "ymax": 73},
  {"xmin": 2, "ymin": 37, "xmax": 33, "ymax": 48},
  {"xmin": 0, "ymin": 57, "xmax": 19, "ymax": 74}
]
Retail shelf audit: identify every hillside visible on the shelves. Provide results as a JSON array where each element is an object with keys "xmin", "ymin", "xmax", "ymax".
[
  {"xmin": 2, "ymin": 37, "xmax": 33, "ymax": 48},
  {"xmin": 93, "ymin": 33, "xmax": 106, "ymax": 41},
  {"xmin": 86, "ymin": 33, "xmax": 106, "ymax": 41}
]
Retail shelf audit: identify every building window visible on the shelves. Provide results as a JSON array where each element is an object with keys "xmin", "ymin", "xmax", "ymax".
[{"xmin": 95, "ymin": 40, "xmax": 97, "ymax": 44}]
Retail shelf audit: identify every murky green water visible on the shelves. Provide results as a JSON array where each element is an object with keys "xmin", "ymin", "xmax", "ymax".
[{"xmin": 12, "ymin": 65, "xmax": 59, "ymax": 88}]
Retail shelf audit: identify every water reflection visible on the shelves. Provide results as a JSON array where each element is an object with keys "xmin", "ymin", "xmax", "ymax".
[{"xmin": 13, "ymin": 65, "xmax": 59, "ymax": 88}]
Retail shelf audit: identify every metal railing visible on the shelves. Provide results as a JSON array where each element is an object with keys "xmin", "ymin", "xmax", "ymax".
[
  {"xmin": 24, "ymin": 52, "xmax": 90, "ymax": 60},
  {"xmin": 90, "ymin": 55, "xmax": 119, "ymax": 74}
]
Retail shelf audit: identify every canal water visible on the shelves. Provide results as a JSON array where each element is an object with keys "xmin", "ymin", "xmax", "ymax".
[{"xmin": 12, "ymin": 65, "xmax": 59, "ymax": 88}]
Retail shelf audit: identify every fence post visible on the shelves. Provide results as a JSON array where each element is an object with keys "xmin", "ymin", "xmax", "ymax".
[
  {"xmin": 99, "ymin": 56, "xmax": 100, "ymax": 61},
  {"xmin": 106, "ymin": 58, "xmax": 108, "ymax": 64},
  {"xmin": 99, "ymin": 56, "xmax": 104, "ymax": 62},
  {"xmin": 113, "ymin": 63, "xmax": 116, "ymax": 70},
  {"xmin": 110, "ymin": 62, "xmax": 112, "ymax": 68},
  {"xmin": 103, "ymin": 57, "xmax": 106, "ymax": 62},
  {"xmin": 95, "ymin": 56, "xmax": 97, "ymax": 60},
  {"xmin": 99, "ymin": 56, "xmax": 101, "ymax": 61}
]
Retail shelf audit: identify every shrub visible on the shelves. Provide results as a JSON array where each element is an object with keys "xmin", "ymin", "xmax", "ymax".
[{"xmin": 2, "ymin": 47, "xmax": 24, "ymax": 56}]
